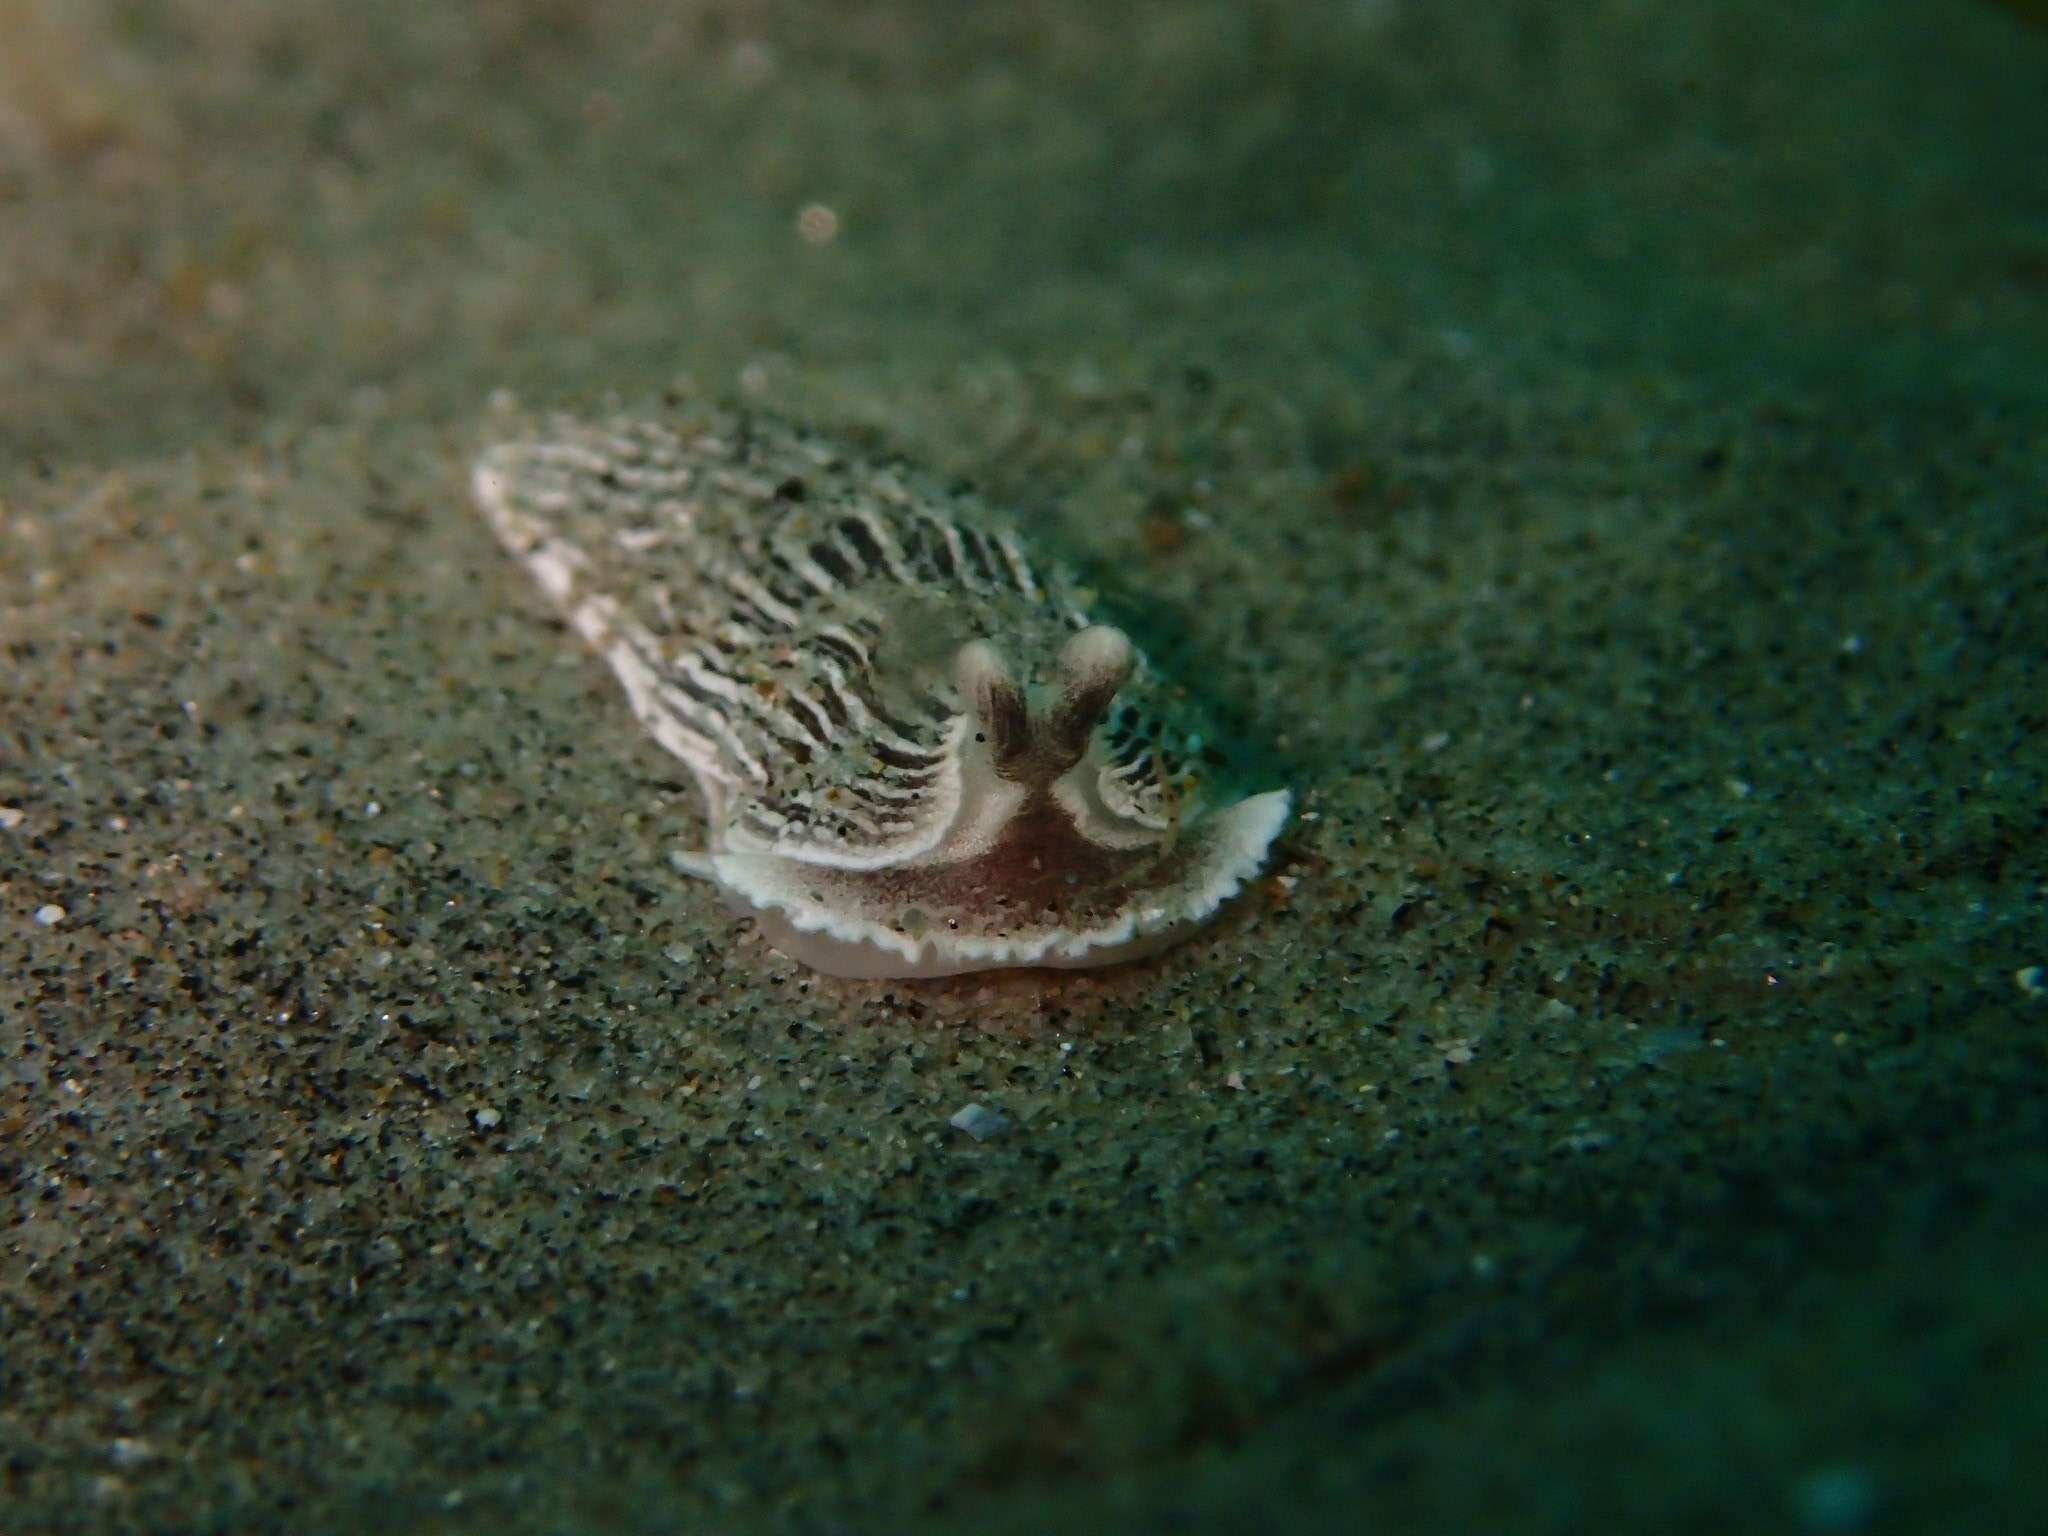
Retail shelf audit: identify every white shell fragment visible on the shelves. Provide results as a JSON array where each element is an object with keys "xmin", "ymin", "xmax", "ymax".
[
  {"xmin": 471, "ymin": 406, "xmax": 1290, "ymax": 978},
  {"xmin": 948, "ymin": 1103, "xmax": 1010, "ymax": 1141}
]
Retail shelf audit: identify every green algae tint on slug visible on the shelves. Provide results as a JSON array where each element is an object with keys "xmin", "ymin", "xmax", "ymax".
[{"xmin": 471, "ymin": 404, "xmax": 1290, "ymax": 978}]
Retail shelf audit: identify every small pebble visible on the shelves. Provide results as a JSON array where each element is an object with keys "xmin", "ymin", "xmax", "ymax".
[
  {"xmin": 795, "ymin": 202, "xmax": 841, "ymax": 246},
  {"xmin": 34, "ymin": 904, "xmax": 66, "ymax": 927},
  {"xmin": 0, "ymin": 805, "xmax": 23, "ymax": 830},
  {"xmin": 948, "ymin": 1103, "xmax": 1008, "ymax": 1141},
  {"xmin": 473, "ymin": 1106, "xmax": 502, "ymax": 1129}
]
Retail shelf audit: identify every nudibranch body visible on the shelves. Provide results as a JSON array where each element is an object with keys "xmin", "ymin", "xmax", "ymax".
[{"xmin": 471, "ymin": 407, "xmax": 1289, "ymax": 978}]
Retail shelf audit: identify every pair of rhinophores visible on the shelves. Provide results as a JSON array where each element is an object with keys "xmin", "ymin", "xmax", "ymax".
[{"xmin": 470, "ymin": 403, "xmax": 1291, "ymax": 978}]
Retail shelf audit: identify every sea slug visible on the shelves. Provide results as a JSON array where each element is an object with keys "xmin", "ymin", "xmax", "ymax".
[{"xmin": 471, "ymin": 406, "xmax": 1289, "ymax": 977}]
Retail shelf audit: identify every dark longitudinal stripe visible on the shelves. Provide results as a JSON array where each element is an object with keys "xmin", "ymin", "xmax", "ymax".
[
  {"xmin": 812, "ymin": 683, "xmax": 853, "ymax": 729},
  {"xmin": 760, "ymin": 550, "xmax": 811, "ymax": 607},
  {"xmin": 959, "ymin": 528, "xmax": 1001, "ymax": 587},
  {"xmin": 809, "ymin": 539, "xmax": 856, "ymax": 585},
  {"xmin": 927, "ymin": 524, "xmax": 958, "ymax": 582},
  {"xmin": 762, "ymin": 729, "xmax": 813, "ymax": 765},
  {"xmin": 692, "ymin": 651, "xmax": 746, "ymax": 689},
  {"xmin": 850, "ymin": 778, "xmax": 924, "ymax": 808},
  {"xmin": 836, "ymin": 517, "xmax": 888, "ymax": 573},
  {"xmin": 896, "ymin": 519, "xmax": 927, "ymax": 565},
  {"xmin": 871, "ymin": 704, "xmax": 929, "ymax": 743},
  {"xmin": 812, "ymin": 634, "xmax": 865, "ymax": 672},
  {"xmin": 870, "ymin": 740, "xmax": 940, "ymax": 770},
  {"xmin": 783, "ymin": 692, "xmax": 834, "ymax": 746},
  {"xmin": 669, "ymin": 672, "xmax": 742, "ymax": 727},
  {"xmin": 724, "ymin": 592, "xmax": 783, "ymax": 637}
]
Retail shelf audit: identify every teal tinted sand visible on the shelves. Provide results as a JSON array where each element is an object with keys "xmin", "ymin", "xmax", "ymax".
[{"xmin": 2, "ymin": 3, "xmax": 2043, "ymax": 1533}]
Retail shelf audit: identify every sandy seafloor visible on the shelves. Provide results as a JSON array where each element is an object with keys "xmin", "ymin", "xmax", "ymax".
[{"xmin": 2, "ymin": 2, "xmax": 2044, "ymax": 1532}]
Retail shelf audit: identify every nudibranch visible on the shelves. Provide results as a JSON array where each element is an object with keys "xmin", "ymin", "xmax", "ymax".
[{"xmin": 470, "ymin": 407, "xmax": 1290, "ymax": 978}]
